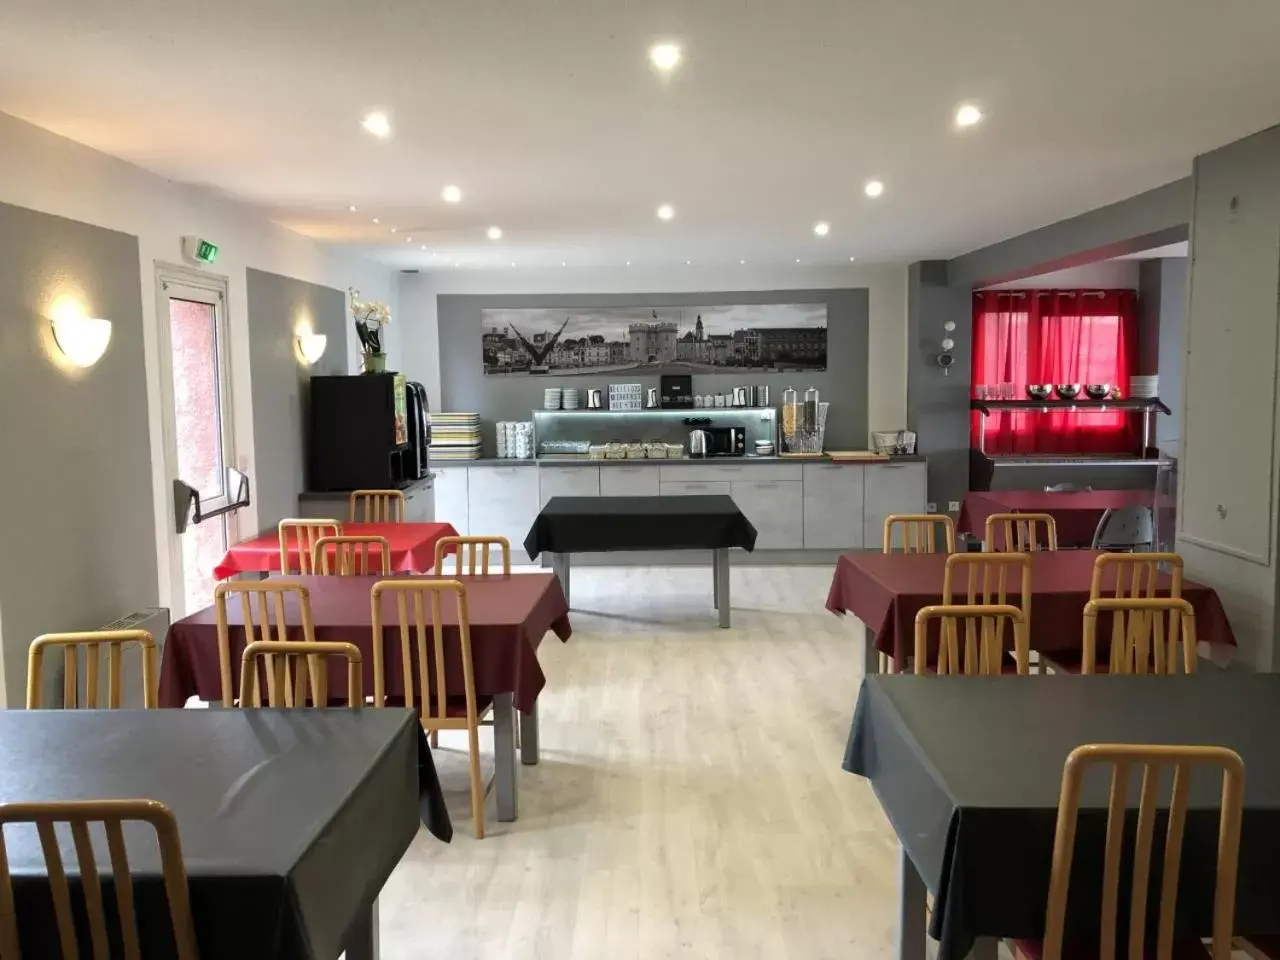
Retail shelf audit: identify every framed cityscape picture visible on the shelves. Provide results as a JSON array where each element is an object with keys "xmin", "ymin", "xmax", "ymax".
[{"xmin": 480, "ymin": 303, "xmax": 827, "ymax": 376}]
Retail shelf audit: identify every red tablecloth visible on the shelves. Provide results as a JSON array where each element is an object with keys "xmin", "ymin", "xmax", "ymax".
[
  {"xmin": 160, "ymin": 573, "xmax": 571, "ymax": 711},
  {"xmin": 825, "ymin": 550, "xmax": 1235, "ymax": 666},
  {"xmin": 211, "ymin": 522, "xmax": 458, "ymax": 579},
  {"xmin": 957, "ymin": 490, "xmax": 1168, "ymax": 547}
]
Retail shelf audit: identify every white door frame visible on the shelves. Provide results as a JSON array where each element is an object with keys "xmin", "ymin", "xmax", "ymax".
[{"xmin": 153, "ymin": 263, "xmax": 238, "ymax": 616}]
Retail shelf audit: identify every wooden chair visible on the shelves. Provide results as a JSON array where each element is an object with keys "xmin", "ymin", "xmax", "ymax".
[
  {"xmin": 914, "ymin": 604, "xmax": 1029, "ymax": 676},
  {"xmin": 434, "ymin": 535, "xmax": 512, "ymax": 576},
  {"xmin": 371, "ymin": 579, "xmax": 491, "ymax": 838},
  {"xmin": 0, "ymin": 798, "xmax": 199, "ymax": 959},
  {"xmin": 350, "ymin": 489, "xmax": 406, "ymax": 523},
  {"xmin": 883, "ymin": 514, "xmax": 956, "ymax": 554},
  {"xmin": 239, "ymin": 640, "xmax": 364, "ymax": 708},
  {"xmin": 214, "ymin": 581, "xmax": 316, "ymax": 707},
  {"xmin": 1082, "ymin": 598, "xmax": 1197, "ymax": 676},
  {"xmin": 1008, "ymin": 743, "xmax": 1245, "ymax": 960},
  {"xmin": 277, "ymin": 518, "xmax": 341, "ymax": 574},
  {"xmin": 986, "ymin": 512, "xmax": 1058, "ymax": 552},
  {"xmin": 26, "ymin": 630, "xmax": 158, "ymax": 709},
  {"xmin": 313, "ymin": 534, "xmax": 392, "ymax": 575},
  {"xmin": 943, "ymin": 552, "xmax": 1035, "ymax": 674}
]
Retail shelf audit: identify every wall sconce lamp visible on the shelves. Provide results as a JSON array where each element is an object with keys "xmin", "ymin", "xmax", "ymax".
[
  {"xmin": 51, "ymin": 314, "xmax": 113, "ymax": 368},
  {"xmin": 935, "ymin": 320, "xmax": 958, "ymax": 375},
  {"xmin": 297, "ymin": 332, "xmax": 328, "ymax": 365}
]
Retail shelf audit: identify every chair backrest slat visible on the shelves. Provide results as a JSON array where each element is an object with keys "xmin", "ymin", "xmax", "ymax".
[
  {"xmin": 349, "ymin": 489, "xmax": 406, "ymax": 523},
  {"xmin": 313, "ymin": 535, "xmax": 393, "ymax": 576},
  {"xmin": 214, "ymin": 581, "xmax": 315, "ymax": 706},
  {"xmin": 26, "ymin": 631, "xmax": 158, "ymax": 710},
  {"xmin": 277, "ymin": 519, "xmax": 342, "ymax": 574},
  {"xmin": 882, "ymin": 514, "xmax": 956, "ymax": 555},
  {"xmin": 914, "ymin": 603, "xmax": 1028, "ymax": 675},
  {"xmin": 1083, "ymin": 597, "xmax": 1196, "ymax": 675},
  {"xmin": 985, "ymin": 512, "xmax": 1058, "ymax": 552},
  {"xmin": 239, "ymin": 640, "xmax": 363, "ymax": 708},
  {"xmin": 434, "ymin": 536, "xmax": 512, "ymax": 576}
]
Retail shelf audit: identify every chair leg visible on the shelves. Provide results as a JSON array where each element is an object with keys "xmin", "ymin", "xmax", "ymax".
[
  {"xmin": 467, "ymin": 721, "xmax": 485, "ymax": 840},
  {"xmin": 429, "ymin": 730, "xmax": 439, "ymax": 750}
]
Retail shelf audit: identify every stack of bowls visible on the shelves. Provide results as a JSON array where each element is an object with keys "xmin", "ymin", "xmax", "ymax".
[
  {"xmin": 543, "ymin": 387, "xmax": 563, "ymax": 410},
  {"xmin": 562, "ymin": 388, "xmax": 581, "ymax": 410}
]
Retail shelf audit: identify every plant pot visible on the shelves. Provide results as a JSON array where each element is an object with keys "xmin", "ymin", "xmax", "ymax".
[{"xmin": 361, "ymin": 352, "xmax": 386, "ymax": 374}]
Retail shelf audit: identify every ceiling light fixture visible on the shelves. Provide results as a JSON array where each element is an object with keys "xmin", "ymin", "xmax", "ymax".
[
  {"xmin": 405, "ymin": 237, "xmax": 412, "ymax": 243},
  {"xmin": 348, "ymin": 204, "xmax": 358, "ymax": 212},
  {"xmin": 686, "ymin": 259, "xmax": 692, "ymax": 265},
  {"xmin": 864, "ymin": 179, "xmax": 885, "ymax": 198},
  {"xmin": 740, "ymin": 259, "xmax": 746, "ymax": 265},
  {"xmin": 561, "ymin": 261, "xmax": 567, "ymax": 267},
  {"xmin": 389, "ymin": 227, "xmax": 397, "ymax": 234},
  {"xmin": 795, "ymin": 258, "xmax": 802, "ymax": 263},
  {"xmin": 510, "ymin": 262, "xmax": 516, "ymax": 267},
  {"xmin": 649, "ymin": 43, "xmax": 682, "ymax": 72},
  {"xmin": 813, "ymin": 221, "xmax": 830, "ymax": 237},
  {"xmin": 657, "ymin": 204, "xmax": 675, "ymax": 221},
  {"xmin": 487, "ymin": 226, "xmax": 503, "ymax": 240},
  {"xmin": 849, "ymin": 256, "xmax": 857, "ymax": 261},
  {"xmin": 441, "ymin": 185, "xmax": 463, "ymax": 203},
  {"xmin": 361, "ymin": 111, "xmax": 391, "ymax": 138},
  {"xmin": 421, "ymin": 245, "xmax": 427, "ymax": 251},
  {"xmin": 372, "ymin": 217, "xmax": 380, "ymax": 224},
  {"xmin": 625, "ymin": 261, "xmax": 631, "ymax": 266},
  {"xmin": 955, "ymin": 104, "xmax": 983, "ymax": 128}
]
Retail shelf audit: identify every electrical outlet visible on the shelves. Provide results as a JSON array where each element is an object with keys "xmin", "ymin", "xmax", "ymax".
[
  {"xmin": 948, "ymin": 500, "xmax": 961, "ymax": 512},
  {"xmin": 926, "ymin": 502, "xmax": 937, "ymax": 513}
]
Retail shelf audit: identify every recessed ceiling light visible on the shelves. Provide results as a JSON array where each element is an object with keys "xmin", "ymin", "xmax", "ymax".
[
  {"xmin": 955, "ymin": 104, "xmax": 983, "ymax": 128},
  {"xmin": 441, "ymin": 185, "xmax": 463, "ymax": 203},
  {"xmin": 372, "ymin": 217, "xmax": 380, "ymax": 224},
  {"xmin": 361, "ymin": 111, "xmax": 391, "ymax": 138},
  {"xmin": 657, "ymin": 204, "xmax": 675, "ymax": 221},
  {"xmin": 421, "ymin": 245, "xmax": 427, "ymax": 251},
  {"xmin": 510, "ymin": 262, "xmax": 516, "ymax": 267},
  {"xmin": 740, "ymin": 259, "xmax": 746, "ymax": 265},
  {"xmin": 625, "ymin": 261, "xmax": 631, "ymax": 266},
  {"xmin": 813, "ymin": 221, "xmax": 830, "ymax": 237},
  {"xmin": 487, "ymin": 226, "xmax": 503, "ymax": 240},
  {"xmin": 389, "ymin": 227, "xmax": 397, "ymax": 234},
  {"xmin": 795, "ymin": 258, "xmax": 802, "ymax": 263},
  {"xmin": 348, "ymin": 204, "xmax": 358, "ymax": 212},
  {"xmin": 849, "ymin": 256, "xmax": 857, "ymax": 262},
  {"xmin": 561, "ymin": 261, "xmax": 567, "ymax": 267},
  {"xmin": 864, "ymin": 179, "xmax": 885, "ymax": 198},
  {"xmin": 685, "ymin": 259, "xmax": 692, "ymax": 265},
  {"xmin": 649, "ymin": 43, "xmax": 682, "ymax": 72}
]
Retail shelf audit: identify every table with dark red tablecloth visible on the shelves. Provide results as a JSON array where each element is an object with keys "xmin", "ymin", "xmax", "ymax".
[
  {"xmin": 825, "ymin": 550, "xmax": 1235, "ymax": 671},
  {"xmin": 957, "ymin": 490, "xmax": 1168, "ymax": 547},
  {"xmin": 211, "ymin": 521, "xmax": 459, "ymax": 579}
]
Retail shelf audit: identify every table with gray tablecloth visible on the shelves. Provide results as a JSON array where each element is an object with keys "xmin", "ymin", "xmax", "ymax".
[
  {"xmin": 845, "ymin": 675, "xmax": 1280, "ymax": 960},
  {"xmin": 0, "ymin": 708, "xmax": 449, "ymax": 959}
]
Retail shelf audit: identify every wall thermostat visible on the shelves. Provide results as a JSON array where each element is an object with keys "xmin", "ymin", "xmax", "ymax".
[{"xmin": 181, "ymin": 236, "xmax": 220, "ymax": 265}]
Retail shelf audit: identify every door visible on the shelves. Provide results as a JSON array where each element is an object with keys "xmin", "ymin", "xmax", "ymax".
[{"xmin": 157, "ymin": 269, "xmax": 238, "ymax": 616}]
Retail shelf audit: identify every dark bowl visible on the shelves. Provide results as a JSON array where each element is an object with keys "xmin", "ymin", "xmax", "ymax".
[
  {"xmin": 1084, "ymin": 383, "xmax": 1112, "ymax": 400},
  {"xmin": 1025, "ymin": 384, "xmax": 1053, "ymax": 400},
  {"xmin": 1054, "ymin": 383, "xmax": 1082, "ymax": 400}
]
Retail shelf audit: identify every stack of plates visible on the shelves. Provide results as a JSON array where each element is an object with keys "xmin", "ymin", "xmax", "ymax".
[
  {"xmin": 428, "ymin": 412, "xmax": 482, "ymax": 461},
  {"xmin": 543, "ymin": 387, "xmax": 563, "ymax": 410},
  {"xmin": 1130, "ymin": 375, "xmax": 1159, "ymax": 399},
  {"xmin": 562, "ymin": 388, "xmax": 581, "ymax": 410}
]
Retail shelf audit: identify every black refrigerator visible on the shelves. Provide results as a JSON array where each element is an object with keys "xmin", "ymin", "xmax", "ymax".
[{"xmin": 308, "ymin": 373, "xmax": 427, "ymax": 491}]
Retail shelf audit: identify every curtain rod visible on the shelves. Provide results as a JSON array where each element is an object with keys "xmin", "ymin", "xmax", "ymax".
[{"xmin": 976, "ymin": 289, "xmax": 1114, "ymax": 298}]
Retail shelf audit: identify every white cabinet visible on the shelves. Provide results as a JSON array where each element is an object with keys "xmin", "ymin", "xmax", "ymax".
[
  {"xmin": 599, "ymin": 465, "xmax": 660, "ymax": 497},
  {"xmin": 863, "ymin": 462, "xmax": 928, "ymax": 547},
  {"xmin": 539, "ymin": 466, "xmax": 600, "ymax": 507},
  {"xmin": 660, "ymin": 480, "xmax": 732, "ymax": 497},
  {"xmin": 730, "ymin": 480, "xmax": 804, "ymax": 549},
  {"xmin": 467, "ymin": 466, "xmax": 540, "ymax": 564},
  {"xmin": 802, "ymin": 463, "xmax": 865, "ymax": 549},
  {"xmin": 660, "ymin": 462, "xmax": 801, "ymax": 483},
  {"xmin": 431, "ymin": 468, "xmax": 469, "ymax": 534}
]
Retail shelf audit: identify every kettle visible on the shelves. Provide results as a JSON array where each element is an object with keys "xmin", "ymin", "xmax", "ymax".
[{"xmin": 689, "ymin": 429, "xmax": 710, "ymax": 458}]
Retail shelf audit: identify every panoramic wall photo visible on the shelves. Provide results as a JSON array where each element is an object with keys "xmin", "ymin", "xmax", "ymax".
[{"xmin": 481, "ymin": 303, "xmax": 827, "ymax": 376}]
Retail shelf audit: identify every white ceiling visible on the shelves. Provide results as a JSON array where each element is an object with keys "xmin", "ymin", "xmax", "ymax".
[{"xmin": 2, "ymin": 0, "xmax": 1278, "ymax": 270}]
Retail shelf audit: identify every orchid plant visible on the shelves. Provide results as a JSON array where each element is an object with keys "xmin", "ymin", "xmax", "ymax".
[{"xmin": 349, "ymin": 287, "xmax": 391, "ymax": 359}]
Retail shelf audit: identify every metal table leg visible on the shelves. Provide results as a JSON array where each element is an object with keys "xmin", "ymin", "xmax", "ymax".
[
  {"xmin": 520, "ymin": 699, "xmax": 539, "ymax": 765},
  {"xmin": 715, "ymin": 548, "xmax": 730, "ymax": 628},
  {"xmin": 346, "ymin": 898, "xmax": 380, "ymax": 960},
  {"xmin": 712, "ymin": 550, "xmax": 720, "ymax": 609},
  {"xmin": 551, "ymin": 553, "xmax": 571, "ymax": 607},
  {"xmin": 494, "ymin": 693, "xmax": 518, "ymax": 821},
  {"xmin": 860, "ymin": 622, "xmax": 881, "ymax": 677},
  {"xmin": 897, "ymin": 846, "xmax": 926, "ymax": 960}
]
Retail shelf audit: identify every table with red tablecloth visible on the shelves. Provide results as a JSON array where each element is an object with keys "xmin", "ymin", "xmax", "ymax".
[
  {"xmin": 211, "ymin": 521, "xmax": 458, "ymax": 579},
  {"xmin": 825, "ymin": 550, "xmax": 1234, "ymax": 673},
  {"xmin": 160, "ymin": 572, "xmax": 571, "ymax": 823},
  {"xmin": 957, "ymin": 490, "xmax": 1170, "ymax": 547}
]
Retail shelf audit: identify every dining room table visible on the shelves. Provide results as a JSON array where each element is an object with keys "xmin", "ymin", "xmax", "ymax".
[
  {"xmin": 0, "ymin": 706, "xmax": 449, "ymax": 959},
  {"xmin": 846, "ymin": 673, "xmax": 1280, "ymax": 960},
  {"xmin": 211, "ymin": 521, "xmax": 459, "ymax": 579},
  {"xmin": 957, "ymin": 489, "xmax": 1172, "ymax": 547},
  {"xmin": 161, "ymin": 572, "xmax": 572, "ymax": 822},
  {"xmin": 825, "ymin": 549, "xmax": 1235, "ymax": 674}
]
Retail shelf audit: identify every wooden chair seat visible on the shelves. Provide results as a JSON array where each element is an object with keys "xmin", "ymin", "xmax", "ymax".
[{"xmin": 1010, "ymin": 937, "xmax": 1211, "ymax": 959}]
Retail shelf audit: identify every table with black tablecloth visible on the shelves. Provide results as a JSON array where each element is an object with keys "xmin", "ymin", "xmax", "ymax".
[
  {"xmin": 523, "ymin": 495, "xmax": 758, "ymax": 628},
  {"xmin": 845, "ymin": 674, "xmax": 1280, "ymax": 960},
  {"xmin": 0, "ymin": 708, "xmax": 449, "ymax": 959}
]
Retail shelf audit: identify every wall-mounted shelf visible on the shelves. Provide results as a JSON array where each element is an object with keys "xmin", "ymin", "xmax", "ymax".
[{"xmin": 970, "ymin": 398, "xmax": 1170, "ymax": 415}]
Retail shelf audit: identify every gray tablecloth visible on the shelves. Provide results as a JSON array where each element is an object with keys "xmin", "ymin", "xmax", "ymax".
[
  {"xmin": 844, "ymin": 675, "xmax": 1280, "ymax": 959},
  {"xmin": 523, "ymin": 494, "xmax": 758, "ymax": 558},
  {"xmin": 0, "ymin": 708, "xmax": 448, "ymax": 958}
]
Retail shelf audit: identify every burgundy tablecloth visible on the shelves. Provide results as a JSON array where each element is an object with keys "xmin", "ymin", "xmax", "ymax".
[
  {"xmin": 825, "ymin": 550, "xmax": 1235, "ymax": 666},
  {"xmin": 160, "ymin": 573, "xmax": 570, "ymax": 711},
  {"xmin": 211, "ymin": 522, "xmax": 459, "ymax": 579},
  {"xmin": 957, "ymin": 491, "xmax": 1167, "ymax": 546}
]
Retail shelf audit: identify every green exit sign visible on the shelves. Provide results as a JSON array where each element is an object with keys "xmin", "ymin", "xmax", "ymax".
[{"xmin": 195, "ymin": 239, "xmax": 219, "ymax": 263}]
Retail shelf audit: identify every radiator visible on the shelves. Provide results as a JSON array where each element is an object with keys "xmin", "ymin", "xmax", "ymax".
[{"xmin": 51, "ymin": 607, "xmax": 172, "ymax": 708}]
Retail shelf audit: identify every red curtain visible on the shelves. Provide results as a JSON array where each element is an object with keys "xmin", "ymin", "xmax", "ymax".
[{"xmin": 971, "ymin": 289, "xmax": 1138, "ymax": 455}]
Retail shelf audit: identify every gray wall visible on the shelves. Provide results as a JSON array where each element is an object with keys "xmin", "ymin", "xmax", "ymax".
[
  {"xmin": 437, "ymin": 289, "xmax": 869, "ymax": 452},
  {"xmin": 1176, "ymin": 123, "xmax": 1280, "ymax": 672},
  {"xmin": 1138, "ymin": 258, "xmax": 1188, "ymax": 452},
  {"xmin": 0, "ymin": 201, "xmax": 156, "ymax": 706},
  {"xmin": 246, "ymin": 269, "xmax": 347, "ymax": 528},
  {"xmin": 906, "ymin": 262, "xmax": 972, "ymax": 514}
]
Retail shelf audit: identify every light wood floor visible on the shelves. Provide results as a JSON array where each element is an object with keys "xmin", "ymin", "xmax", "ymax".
[{"xmin": 378, "ymin": 564, "xmax": 907, "ymax": 959}]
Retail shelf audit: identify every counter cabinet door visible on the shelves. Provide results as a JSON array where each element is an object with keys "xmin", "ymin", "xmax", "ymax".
[{"xmin": 802, "ymin": 463, "xmax": 865, "ymax": 550}]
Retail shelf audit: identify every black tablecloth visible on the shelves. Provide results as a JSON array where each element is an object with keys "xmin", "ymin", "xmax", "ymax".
[
  {"xmin": 0, "ymin": 708, "xmax": 450, "ymax": 959},
  {"xmin": 523, "ymin": 494, "xmax": 758, "ymax": 558},
  {"xmin": 844, "ymin": 675, "xmax": 1280, "ymax": 960}
]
